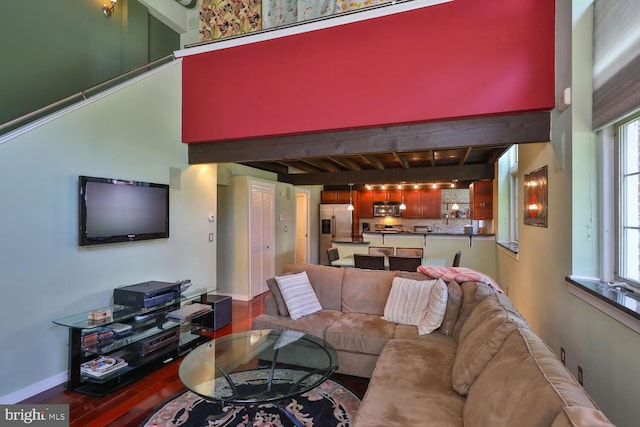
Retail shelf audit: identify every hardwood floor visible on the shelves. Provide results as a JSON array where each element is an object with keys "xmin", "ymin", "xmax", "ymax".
[{"xmin": 22, "ymin": 294, "xmax": 369, "ymax": 426}]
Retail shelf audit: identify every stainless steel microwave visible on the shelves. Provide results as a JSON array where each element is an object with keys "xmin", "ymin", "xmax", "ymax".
[{"xmin": 373, "ymin": 202, "xmax": 402, "ymax": 217}]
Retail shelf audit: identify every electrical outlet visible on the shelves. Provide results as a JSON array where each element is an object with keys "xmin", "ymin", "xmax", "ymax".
[
  {"xmin": 560, "ymin": 347, "xmax": 565, "ymax": 365},
  {"xmin": 578, "ymin": 365, "xmax": 583, "ymax": 386}
]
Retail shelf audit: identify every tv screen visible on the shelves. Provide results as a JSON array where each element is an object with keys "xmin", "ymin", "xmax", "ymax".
[{"xmin": 79, "ymin": 176, "xmax": 169, "ymax": 246}]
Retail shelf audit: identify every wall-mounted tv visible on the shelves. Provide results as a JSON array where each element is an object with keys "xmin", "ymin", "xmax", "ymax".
[{"xmin": 79, "ymin": 176, "xmax": 169, "ymax": 246}]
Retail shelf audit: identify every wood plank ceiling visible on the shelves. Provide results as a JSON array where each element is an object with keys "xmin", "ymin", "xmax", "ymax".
[{"xmin": 188, "ymin": 111, "xmax": 551, "ymax": 186}]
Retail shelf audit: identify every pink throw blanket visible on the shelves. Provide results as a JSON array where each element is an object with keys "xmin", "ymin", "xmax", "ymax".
[{"xmin": 417, "ymin": 266, "xmax": 504, "ymax": 293}]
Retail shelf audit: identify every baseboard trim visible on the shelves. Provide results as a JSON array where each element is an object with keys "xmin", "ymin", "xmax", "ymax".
[
  {"xmin": 0, "ymin": 371, "xmax": 67, "ymax": 404},
  {"xmin": 225, "ymin": 293, "xmax": 250, "ymax": 301}
]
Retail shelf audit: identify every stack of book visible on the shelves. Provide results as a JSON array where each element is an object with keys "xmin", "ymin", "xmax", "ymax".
[
  {"xmin": 81, "ymin": 327, "xmax": 115, "ymax": 347},
  {"xmin": 80, "ymin": 355, "xmax": 128, "ymax": 378}
]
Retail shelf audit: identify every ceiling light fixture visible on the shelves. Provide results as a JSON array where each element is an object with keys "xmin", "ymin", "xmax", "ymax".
[{"xmin": 102, "ymin": 0, "xmax": 117, "ymax": 17}]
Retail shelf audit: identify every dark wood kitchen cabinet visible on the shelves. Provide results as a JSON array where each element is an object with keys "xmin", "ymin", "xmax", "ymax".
[
  {"xmin": 357, "ymin": 191, "xmax": 374, "ymax": 218},
  {"xmin": 373, "ymin": 190, "xmax": 401, "ymax": 203},
  {"xmin": 470, "ymin": 180, "xmax": 493, "ymax": 219},
  {"xmin": 321, "ymin": 190, "xmax": 351, "ymax": 204},
  {"xmin": 402, "ymin": 189, "xmax": 441, "ymax": 219}
]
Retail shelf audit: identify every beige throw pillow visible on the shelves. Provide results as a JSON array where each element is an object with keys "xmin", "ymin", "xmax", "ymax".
[
  {"xmin": 275, "ymin": 271, "xmax": 322, "ymax": 320},
  {"xmin": 419, "ymin": 278, "xmax": 448, "ymax": 335},
  {"xmin": 383, "ymin": 277, "xmax": 448, "ymax": 335}
]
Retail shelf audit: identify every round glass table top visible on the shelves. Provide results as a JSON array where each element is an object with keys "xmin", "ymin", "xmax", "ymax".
[{"xmin": 179, "ymin": 329, "xmax": 338, "ymax": 405}]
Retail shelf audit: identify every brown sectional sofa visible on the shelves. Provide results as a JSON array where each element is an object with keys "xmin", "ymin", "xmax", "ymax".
[{"xmin": 252, "ymin": 263, "xmax": 614, "ymax": 426}]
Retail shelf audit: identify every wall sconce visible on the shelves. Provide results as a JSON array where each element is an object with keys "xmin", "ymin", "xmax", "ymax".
[{"xmin": 102, "ymin": 0, "xmax": 117, "ymax": 17}]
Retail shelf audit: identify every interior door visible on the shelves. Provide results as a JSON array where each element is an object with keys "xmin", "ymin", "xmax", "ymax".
[
  {"xmin": 296, "ymin": 190, "xmax": 309, "ymax": 264},
  {"xmin": 250, "ymin": 182, "xmax": 275, "ymax": 298}
]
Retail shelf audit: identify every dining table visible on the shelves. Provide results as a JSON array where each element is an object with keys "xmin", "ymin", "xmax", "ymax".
[{"xmin": 330, "ymin": 254, "xmax": 446, "ymax": 269}]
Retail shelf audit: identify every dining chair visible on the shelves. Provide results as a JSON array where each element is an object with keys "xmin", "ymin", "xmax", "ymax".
[
  {"xmin": 327, "ymin": 247, "xmax": 340, "ymax": 265},
  {"xmin": 452, "ymin": 250, "xmax": 462, "ymax": 267},
  {"xmin": 388, "ymin": 256, "xmax": 422, "ymax": 272},
  {"xmin": 368, "ymin": 246, "xmax": 394, "ymax": 257},
  {"xmin": 354, "ymin": 254, "xmax": 385, "ymax": 270},
  {"xmin": 396, "ymin": 247, "xmax": 424, "ymax": 258}
]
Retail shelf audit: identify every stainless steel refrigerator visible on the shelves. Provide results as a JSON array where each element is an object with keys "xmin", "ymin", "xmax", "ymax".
[{"xmin": 319, "ymin": 204, "xmax": 353, "ymax": 265}]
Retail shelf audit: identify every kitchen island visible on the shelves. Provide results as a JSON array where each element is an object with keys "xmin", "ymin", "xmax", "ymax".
[{"xmin": 355, "ymin": 232, "xmax": 497, "ymax": 277}]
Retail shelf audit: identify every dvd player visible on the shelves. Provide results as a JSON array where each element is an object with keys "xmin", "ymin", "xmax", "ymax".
[{"xmin": 113, "ymin": 281, "xmax": 181, "ymax": 308}]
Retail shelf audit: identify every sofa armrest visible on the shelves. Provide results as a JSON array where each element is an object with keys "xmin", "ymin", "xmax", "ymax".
[{"xmin": 264, "ymin": 292, "xmax": 281, "ymax": 316}]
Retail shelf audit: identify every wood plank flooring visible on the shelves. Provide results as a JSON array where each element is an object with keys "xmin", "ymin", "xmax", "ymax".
[{"xmin": 22, "ymin": 294, "xmax": 369, "ymax": 427}]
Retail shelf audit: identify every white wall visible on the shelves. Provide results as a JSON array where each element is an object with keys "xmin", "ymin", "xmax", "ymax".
[{"xmin": 0, "ymin": 61, "xmax": 218, "ymax": 401}]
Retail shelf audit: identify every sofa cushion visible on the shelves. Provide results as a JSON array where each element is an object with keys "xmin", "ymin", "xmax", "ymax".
[
  {"xmin": 452, "ymin": 281, "xmax": 496, "ymax": 341},
  {"xmin": 452, "ymin": 293, "xmax": 529, "ymax": 395},
  {"xmin": 282, "ymin": 264, "xmax": 344, "ymax": 311},
  {"xmin": 342, "ymin": 268, "xmax": 397, "ymax": 315},
  {"xmin": 465, "ymin": 328, "xmax": 605, "ymax": 427},
  {"xmin": 393, "ymin": 324, "xmax": 456, "ymax": 345},
  {"xmin": 382, "ymin": 277, "xmax": 437, "ymax": 327},
  {"xmin": 420, "ymin": 278, "xmax": 448, "ymax": 334},
  {"xmin": 354, "ymin": 339, "xmax": 463, "ymax": 427},
  {"xmin": 325, "ymin": 313, "xmax": 396, "ymax": 355},
  {"xmin": 550, "ymin": 406, "xmax": 615, "ymax": 427},
  {"xmin": 398, "ymin": 272, "xmax": 463, "ymax": 336},
  {"xmin": 439, "ymin": 280, "xmax": 463, "ymax": 335},
  {"xmin": 266, "ymin": 277, "xmax": 289, "ymax": 316},
  {"xmin": 275, "ymin": 271, "xmax": 322, "ymax": 320},
  {"xmin": 252, "ymin": 310, "xmax": 343, "ymax": 340}
]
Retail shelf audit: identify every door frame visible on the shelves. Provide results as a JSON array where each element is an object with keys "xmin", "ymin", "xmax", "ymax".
[{"xmin": 295, "ymin": 189, "xmax": 311, "ymax": 264}]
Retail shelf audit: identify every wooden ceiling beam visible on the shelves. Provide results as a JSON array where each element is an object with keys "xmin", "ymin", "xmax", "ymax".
[
  {"xmin": 279, "ymin": 164, "xmax": 494, "ymax": 186},
  {"xmin": 460, "ymin": 147, "xmax": 472, "ymax": 165},
  {"xmin": 393, "ymin": 152, "xmax": 410, "ymax": 168},
  {"xmin": 188, "ymin": 111, "xmax": 551, "ymax": 164},
  {"xmin": 301, "ymin": 158, "xmax": 341, "ymax": 172},
  {"xmin": 327, "ymin": 156, "xmax": 361, "ymax": 171},
  {"xmin": 361, "ymin": 154, "xmax": 385, "ymax": 170}
]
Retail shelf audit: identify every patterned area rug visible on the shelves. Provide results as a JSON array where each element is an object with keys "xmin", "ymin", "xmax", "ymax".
[{"xmin": 142, "ymin": 379, "xmax": 360, "ymax": 426}]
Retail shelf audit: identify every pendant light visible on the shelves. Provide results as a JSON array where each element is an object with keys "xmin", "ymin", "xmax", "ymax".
[
  {"xmin": 399, "ymin": 186, "xmax": 406, "ymax": 210},
  {"xmin": 348, "ymin": 184, "xmax": 354, "ymax": 211}
]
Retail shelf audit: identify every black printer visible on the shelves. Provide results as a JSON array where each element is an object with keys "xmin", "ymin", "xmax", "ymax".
[{"xmin": 113, "ymin": 281, "xmax": 181, "ymax": 308}]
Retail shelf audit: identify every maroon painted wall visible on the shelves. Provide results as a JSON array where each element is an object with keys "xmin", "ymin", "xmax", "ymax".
[{"xmin": 182, "ymin": 0, "xmax": 555, "ymax": 143}]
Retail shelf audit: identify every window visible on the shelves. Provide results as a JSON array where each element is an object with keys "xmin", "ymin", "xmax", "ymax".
[
  {"xmin": 509, "ymin": 146, "xmax": 519, "ymax": 244},
  {"xmin": 616, "ymin": 115, "xmax": 640, "ymax": 285},
  {"xmin": 496, "ymin": 145, "xmax": 519, "ymax": 254}
]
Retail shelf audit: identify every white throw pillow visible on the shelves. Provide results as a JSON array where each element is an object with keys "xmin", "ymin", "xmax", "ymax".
[
  {"xmin": 383, "ymin": 277, "xmax": 437, "ymax": 327},
  {"xmin": 275, "ymin": 271, "xmax": 322, "ymax": 320},
  {"xmin": 418, "ymin": 278, "xmax": 448, "ymax": 335}
]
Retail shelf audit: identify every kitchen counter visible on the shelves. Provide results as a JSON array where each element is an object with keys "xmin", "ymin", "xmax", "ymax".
[{"xmin": 361, "ymin": 231, "xmax": 495, "ymax": 237}]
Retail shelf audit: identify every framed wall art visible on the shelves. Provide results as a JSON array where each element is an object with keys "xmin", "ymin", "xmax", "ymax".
[{"xmin": 524, "ymin": 165, "xmax": 548, "ymax": 227}]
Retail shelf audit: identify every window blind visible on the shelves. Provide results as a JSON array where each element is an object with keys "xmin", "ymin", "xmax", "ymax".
[{"xmin": 592, "ymin": 0, "xmax": 640, "ymax": 129}]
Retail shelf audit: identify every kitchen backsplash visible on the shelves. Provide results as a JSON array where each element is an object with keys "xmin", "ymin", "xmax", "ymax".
[{"xmin": 359, "ymin": 188, "xmax": 493, "ymax": 235}]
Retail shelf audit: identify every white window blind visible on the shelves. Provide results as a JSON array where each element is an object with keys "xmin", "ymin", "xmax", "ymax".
[{"xmin": 592, "ymin": 0, "xmax": 640, "ymax": 129}]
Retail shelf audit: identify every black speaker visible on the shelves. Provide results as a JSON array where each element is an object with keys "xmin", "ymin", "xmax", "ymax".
[{"xmin": 194, "ymin": 295, "xmax": 232, "ymax": 331}]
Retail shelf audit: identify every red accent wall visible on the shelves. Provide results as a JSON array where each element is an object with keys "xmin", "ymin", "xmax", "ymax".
[{"xmin": 182, "ymin": 0, "xmax": 555, "ymax": 143}]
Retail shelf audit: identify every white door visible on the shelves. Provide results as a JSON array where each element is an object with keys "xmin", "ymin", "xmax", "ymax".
[
  {"xmin": 250, "ymin": 182, "xmax": 275, "ymax": 298},
  {"xmin": 296, "ymin": 190, "xmax": 310, "ymax": 264}
]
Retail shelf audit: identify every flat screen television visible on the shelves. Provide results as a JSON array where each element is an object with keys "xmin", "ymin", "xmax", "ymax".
[{"xmin": 79, "ymin": 176, "xmax": 169, "ymax": 246}]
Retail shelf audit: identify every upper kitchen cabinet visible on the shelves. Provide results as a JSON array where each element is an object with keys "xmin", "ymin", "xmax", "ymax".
[
  {"xmin": 402, "ymin": 189, "xmax": 441, "ymax": 219},
  {"xmin": 357, "ymin": 191, "xmax": 374, "ymax": 218},
  {"xmin": 470, "ymin": 180, "xmax": 493, "ymax": 219},
  {"xmin": 321, "ymin": 190, "xmax": 351, "ymax": 204},
  {"xmin": 373, "ymin": 190, "xmax": 401, "ymax": 203}
]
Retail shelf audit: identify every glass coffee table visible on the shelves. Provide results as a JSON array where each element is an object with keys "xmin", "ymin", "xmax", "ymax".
[{"xmin": 179, "ymin": 329, "xmax": 338, "ymax": 426}]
